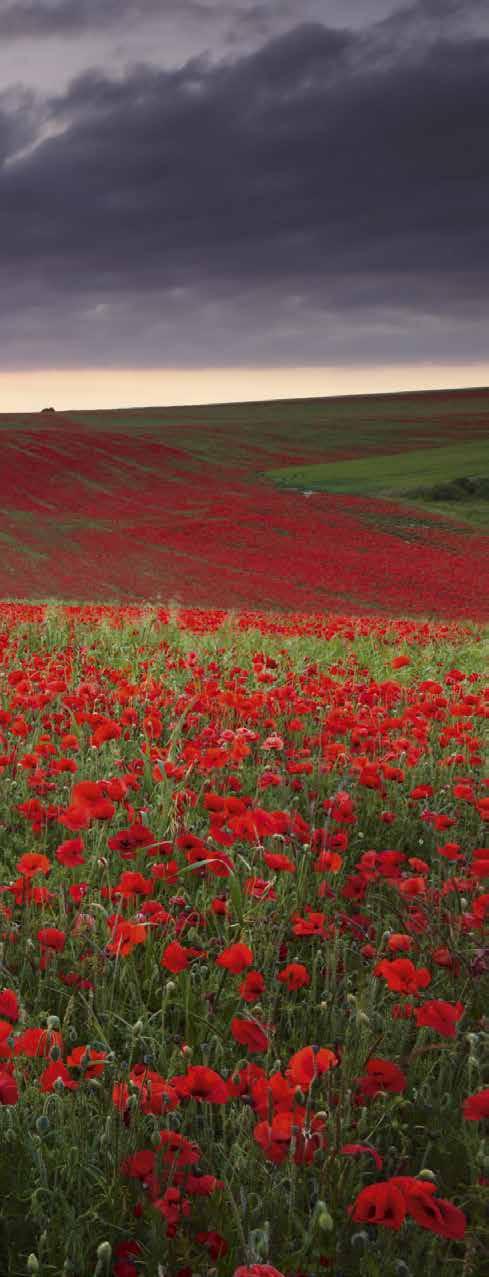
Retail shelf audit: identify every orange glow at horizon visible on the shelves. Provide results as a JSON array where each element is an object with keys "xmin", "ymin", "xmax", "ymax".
[{"xmin": 0, "ymin": 364, "xmax": 488, "ymax": 412}]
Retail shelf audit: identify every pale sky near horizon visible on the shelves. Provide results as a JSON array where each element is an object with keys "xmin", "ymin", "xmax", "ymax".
[
  {"xmin": 2, "ymin": 365, "xmax": 489, "ymax": 414},
  {"xmin": 1, "ymin": 0, "xmax": 488, "ymax": 408}
]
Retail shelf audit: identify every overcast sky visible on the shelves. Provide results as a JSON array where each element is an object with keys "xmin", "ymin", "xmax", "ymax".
[{"xmin": 1, "ymin": 0, "xmax": 488, "ymax": 406}]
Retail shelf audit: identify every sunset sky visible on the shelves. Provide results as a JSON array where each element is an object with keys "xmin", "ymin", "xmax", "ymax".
[{"xmin": 1, "ymin": 0, "xmax": 488, "ymax": 410}]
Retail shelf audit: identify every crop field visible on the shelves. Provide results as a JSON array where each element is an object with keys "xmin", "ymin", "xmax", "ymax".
[
  {"xmin": 0, "ymin": 601, "xmax": 487, "ymax": 1277},
  {"xmin": 0, "ymin": 386, "xmax": 488, "ymax": 619},
  {"xmin": 268, "ymin": 440, "xmax": 489, "ymax": 529}
]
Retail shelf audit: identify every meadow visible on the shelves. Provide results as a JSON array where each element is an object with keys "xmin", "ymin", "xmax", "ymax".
[
  {"xmin": 0, "ymin": 389, "xmax": 488, "ymax": 1276},
  {"xmin": 0, "ymin": 601, "xmax": 487, "ymax": 1277}
]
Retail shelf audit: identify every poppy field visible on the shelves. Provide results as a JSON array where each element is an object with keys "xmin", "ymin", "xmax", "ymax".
[
  {"xmin": 0, "ymin": 600, "xmax": 487, "ymax": 1277},
  {"xmin": 1, "ymin": 386, "xmax": 489, "ymax": 618}
]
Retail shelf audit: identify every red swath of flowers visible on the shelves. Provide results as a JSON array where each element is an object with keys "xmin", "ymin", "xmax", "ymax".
[{"xmin": 0, "ymin": 416, "xmax": 488, "ymax": 617}]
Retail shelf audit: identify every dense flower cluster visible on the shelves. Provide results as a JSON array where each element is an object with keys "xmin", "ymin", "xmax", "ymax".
[{"xmin": 0, "ymin": 603, "xmax": 486, "ymax": 1275}]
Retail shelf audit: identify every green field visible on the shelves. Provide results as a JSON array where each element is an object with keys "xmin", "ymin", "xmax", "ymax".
[{"xmin": 267, "ymin": 439, "xmax": 489, "ymax": 527}]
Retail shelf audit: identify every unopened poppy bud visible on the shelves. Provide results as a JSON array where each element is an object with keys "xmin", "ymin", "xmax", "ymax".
[
  {"xmin": 96, "ymin": 1241, "xmax": 112, "ymax": 1265},
  {"xmin": 165, "ymin": 981, "xmax": 176, "ymax": 994},
  {"xmin": 36, "ymin": 1115, "xmax": 50, "ymax": 1136},
  {"xmin": 150, "ymin": 1127, "xmax": 161, "ymax": 1148},
  {"xmin": 356, "ymin": 1010, "xmax": 370, "ymax": 1026},
  {"xmin": 418, "ymin": 1168, "xmax": 436, "ymax": 1181},
  {"xmin": 47, "ymin": 1015, "xmax": 60, "ymax": 1031},
  {"xmin": 53, "ymin": 1076, "xmax": 66, "ymax": 1093},
  {"xmin": 26, "ymin": 1257, "xmax": 39, "ymax": 1274},
  {"xmin": 132, "ymin": 1019, "xmax": 143, "ymax": 1035},
  {"xmin": 315, "ymin": 1202, "xmax": 334, "ymax": 1232},
  {"xmin": 351, "ymin": 1231, "xmax": 369, "ymax": 1250}
]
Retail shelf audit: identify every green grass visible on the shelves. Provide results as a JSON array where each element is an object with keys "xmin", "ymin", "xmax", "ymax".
[{"xmin": 267, "ymin": 440, "xmax": 489, "ymax": 528}]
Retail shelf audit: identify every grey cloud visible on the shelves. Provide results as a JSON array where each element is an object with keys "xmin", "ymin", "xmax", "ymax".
[
  {"xmin": 0, "ymin": 0, "xmax": 217, "ymax": 38},
  {"xmin": 1, "ymin": 17, "xmax": 489, "ymax": 367}
]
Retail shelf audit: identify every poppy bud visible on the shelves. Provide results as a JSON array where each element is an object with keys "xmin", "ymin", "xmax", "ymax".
[
  {"xmin": 418, "ymin": 1168, "xmax": 436, "ymax": 1180},
  {"xmin": 315, "ymin": 1202, "xmax": 334, "ymax": 1233},
  {"xmin": 356, "ymin": 1011, "xmax": 370, "ymax": 1026},
  {"xmin": 96, "ymin": 1241, "xmax": 112, "ymax": 1265},
  {"xmin": 165, "ymin": 981, "xmax": 176, "ymax": 994},
  {"xmin": 47, "ymin": 1016, "xmax": 60, "ymax": 1031},
  {"xmin": 27, "ymin": 1257, "xmax": 39, "ymax": 1274},
  {"xmin": 36, "ymin": 1115, "xmax": 50, "ymax": 1136},
  {"xmin": 351, "ymin": 1231, "xmax": 369, "ymax": 1250},
  {"xmin": 132, "ymin": 1020, "xmax": 143, "ymax": 1035}
]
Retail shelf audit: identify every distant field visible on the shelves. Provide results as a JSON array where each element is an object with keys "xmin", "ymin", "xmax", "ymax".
[
  {"xmin": 268, "ymin": 439, "xmax": 489, "ymax": 527},
  {"xmin": 0, "ymin": 386, "xmax": 488, "ymax": 618}
]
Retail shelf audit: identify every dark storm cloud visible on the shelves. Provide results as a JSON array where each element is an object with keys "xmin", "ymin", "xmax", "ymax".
[
  {"xmin": 1, "ymin": 12, "xmax": 489, "ymax": 367},
  {"xmin": 0, "ymin": 85, "xmax": 39, "ymax": 161}
]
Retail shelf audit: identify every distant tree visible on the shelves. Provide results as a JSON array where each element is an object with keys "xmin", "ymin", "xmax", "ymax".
[{"xmin": 41, "ymin": 407, "xmax": 56, "ymax": 413}]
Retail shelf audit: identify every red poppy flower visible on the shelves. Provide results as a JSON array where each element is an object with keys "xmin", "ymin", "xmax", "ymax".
[
  {"xmin": 161, "ymin": 941, "xmax": 192, "ymax": 973},
  {"xmin": 463, "ymin": 1087, "xmax": 489, "ymax": 1120},
  {"xmin": 234, "ymin": 1267, "xmax": 285, "ymax": 1277},
  {"xmin": 416, "ymin": 1193, "xmax": 466, "ymax": 1239},
  {"xmin": 0, "ymin": 1067, "xmax": 18, "ymax": 1105},
  {"xmin": 173, "ymin": 1065, "xmax": 229, "ymax": 1104},
  {"xmin": 66, "ymin": 1045, "xmax": 108, "ymax": 1078},
  {"xmin": 0, "ymin": 989, "xmax": 19, "ymax": 1022},
  {"xmin": 40, "ymin": 1060, "xmax": 78, "ymax": 1092},
  {"xmin": 349, "ymin": 1181, "xmax": 406, "ymax": 1230},
  {"xmin": 286, "ymin": 1045, "xmax": 337, "ymax": 1089},
  {"xmin": 14, "ymin": 1027, "xmax": 63, "ymax": 1058},
  {"xmin": 239, "ymin": 971, "xmax": 266, "ymax": 1002},
  {"xmin": 216, "ymin": 942, "xmax": 253, "ymax": 973},
  {"xmin": 277, "ymin": 963, "xmax": 310, "ymax": 991},
  {"xmin": 231, "ymin": 1017, "xmax": 270, "ymax": 1053},
  {"xmin": 55, "ymin": 836, "xmax": 85, "ymax": 866},
  {"xmin": 414, "ymin": 999, "xmax": 464, "ymax": 1038},
  {"xmin": 37, "ymin": 927, "xmax": 66, "ymax": 951},
  {"xmin": 374, "ymin": 957, "xmax": 431, "ymax": 995}
]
